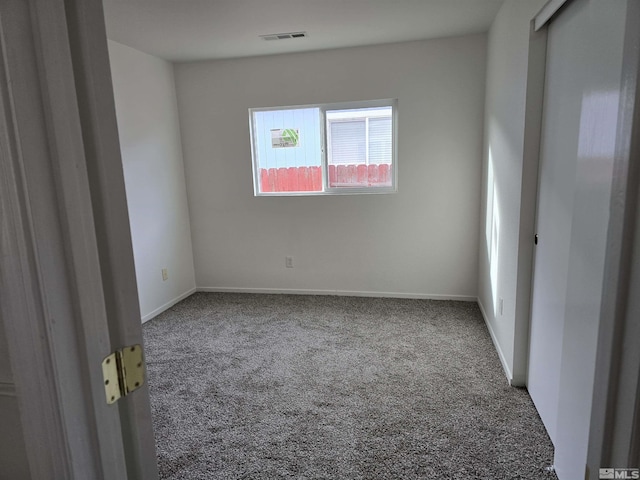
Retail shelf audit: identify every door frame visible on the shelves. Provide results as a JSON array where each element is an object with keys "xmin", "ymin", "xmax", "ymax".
[
  {"xmin": 0, "ymin": 0, "xmax": 158, "ymax": 478},
  {"xmin": 585, "ymin": 0, "xmax": 640, "ymax": 474},
  {"xmin": 519, "ymin": 0, "xmax": 573, "ymax": 390}
]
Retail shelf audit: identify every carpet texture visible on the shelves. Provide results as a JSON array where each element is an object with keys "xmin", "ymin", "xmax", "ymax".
[{"xmin": 143, "ymin": 293, "xmax": 556, "ymax": 479}]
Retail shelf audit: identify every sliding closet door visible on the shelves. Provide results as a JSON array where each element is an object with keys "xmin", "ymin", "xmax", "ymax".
[
  {"xmin": 527, "ymin": 0, "xmax": 583, "ymax": 444},
  {"xmin": 528, "ymin": 3, "xmax": 630, "ymax": 472}
]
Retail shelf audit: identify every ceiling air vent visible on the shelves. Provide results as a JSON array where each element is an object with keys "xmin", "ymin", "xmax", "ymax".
[{"xmin": 260, "ymin": 32, "xmax": 307, "ymax": 41}]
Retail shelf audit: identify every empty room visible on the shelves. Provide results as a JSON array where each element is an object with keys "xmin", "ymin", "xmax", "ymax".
[{"xmin": 1, "ymin": 0, "xmax": 639, "ymax": 479}]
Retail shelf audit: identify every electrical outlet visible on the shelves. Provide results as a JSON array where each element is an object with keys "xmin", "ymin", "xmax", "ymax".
[
  {"xmin": 285, "ymin": 256, "xmax": 293, "ymax": 268},
  {"xmin": 499, "ymin": 298, "xmax": 504, "ymax": 316},
  {"xmin": 162, "ymin": 268, "xmax": 168, "ymax": 281}
]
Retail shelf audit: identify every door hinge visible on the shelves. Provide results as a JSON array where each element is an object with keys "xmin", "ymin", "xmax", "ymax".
[{"xmin": 101, "ymin": 344, "xmax": 145, "ymax": 405}]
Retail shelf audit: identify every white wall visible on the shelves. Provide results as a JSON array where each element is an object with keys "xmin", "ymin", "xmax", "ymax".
[
  {"xmin": 175, "ymin": 36, "xmax": 487, "ymax": 298},
  {"xmin": 478, "ymin": 0, "xmax": 547, "ymax": 384},
  {"xmin": 108, "ymin": 41, "xmax": 196, "ymax": 321}
]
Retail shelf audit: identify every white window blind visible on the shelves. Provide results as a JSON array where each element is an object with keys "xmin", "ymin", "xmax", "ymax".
[
  {"xmin": 368, "ymin": 116, "xmax": 392, "ymax": 165},
  {"xmin": 326, "ymin": 107, "xmax": 392, "ymax": 167},
  {"xmin": 329, "ymin": 120, "xmax": 366, "ymax": 165}
]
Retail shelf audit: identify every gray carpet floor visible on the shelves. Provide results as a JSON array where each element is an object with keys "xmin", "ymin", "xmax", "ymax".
[{"xmin": 143, "ymin": 293, "xmax": 556, "ymax": 479}]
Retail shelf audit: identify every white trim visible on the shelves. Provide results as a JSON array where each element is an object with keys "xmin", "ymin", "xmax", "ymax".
[
  {"xmin": 534, "ymin": 0, "xmax": 571, "ymax": 31},
  {"xmin": 249, "ymin": 98, "xmax": 396, "ymax": 113},
  {"xmin": 513, "ymin": 19, "xmax": 549, "ymax": 387},
  {"xmin": 141, "ymin": 287, "xmax": 197, "ymax": 323},
  {"xmin": 477, "ymin": 298, "xmax": 514, "ymax": 385},
  {"xmin": 196, "ymin": 286, "xmax": 476, "ymax": 302},
  {"xmin": 0, "ymin": 382, "xmax": 16, "ymax": 397},
  {"xmin": 254, "ymin": 187, "xmax": 397, "ymax": 197}
]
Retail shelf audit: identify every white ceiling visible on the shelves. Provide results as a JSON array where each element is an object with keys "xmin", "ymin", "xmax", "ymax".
[{"xmin": 102, "ymin": 0, "xmax": 504, "ymax": 63}]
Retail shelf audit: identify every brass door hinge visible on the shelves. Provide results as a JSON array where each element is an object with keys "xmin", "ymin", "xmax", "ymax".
[{"xmin": 102, "ymin": 344, "xmax": 145, "ymax": 405}]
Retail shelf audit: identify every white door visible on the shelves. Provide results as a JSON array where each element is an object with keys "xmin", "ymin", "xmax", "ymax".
[
  {"xmin": 528, "ymin": 0, "xmax": 631, "ymax": 457},
  {"xmin": 66, "ymin": 0, "xmax": 161, "ymax": 477},
  {"xmin": 0, "ymin": 0, "xmax": 159, "ymax": 478},
  {"xmin": 527, "ymin": 0, "xmax": 582, "ymax": 444}
]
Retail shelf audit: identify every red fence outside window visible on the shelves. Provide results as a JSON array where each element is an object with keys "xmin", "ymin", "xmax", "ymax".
[{"xmin": 259, "ymin": 164, "xmax": 392, "ymax": 193}]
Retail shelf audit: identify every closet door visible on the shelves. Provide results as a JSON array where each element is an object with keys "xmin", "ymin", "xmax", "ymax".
[
  {"xmin": 528, "ymin": 1, "xmax": 630, "ymax": 466},
  {"xmin": 527, "ymin": 0, "xmax": 583, "ymax": 444}
]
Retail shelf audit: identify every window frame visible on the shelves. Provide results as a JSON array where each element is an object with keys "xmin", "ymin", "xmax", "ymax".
[{"xmin": 249, "ymin": 98, "xmax": 398, "ymax": 196}]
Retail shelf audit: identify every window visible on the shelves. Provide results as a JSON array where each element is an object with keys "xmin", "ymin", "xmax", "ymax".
[{"xmin": 249, "ymin": 99, "xmax": 397, "ymax": 195}]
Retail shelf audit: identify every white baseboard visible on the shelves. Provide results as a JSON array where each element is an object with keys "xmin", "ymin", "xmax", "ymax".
[
  {"xmin": 196, "ymin": 286, "xmax": 476, "ymax": 302},
  {"xmin": 141, "ymin": 287, "xmax": 197, "ymax": 323},
  {"xmin": 477, "ymin": 298, "xmax": 514, "ymax": 384}
]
